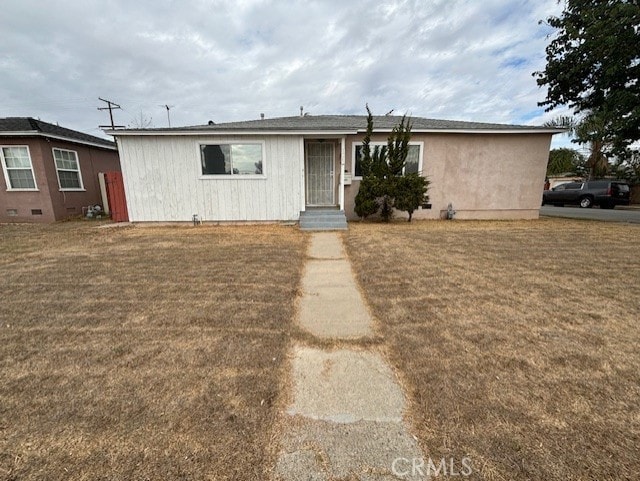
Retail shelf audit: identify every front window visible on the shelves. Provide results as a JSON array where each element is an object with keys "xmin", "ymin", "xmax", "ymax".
[
  {"xmin": 200, "ymin": 143, "xmax": 264, "ymax": 176},
  {"xmin": 353, "ymin": 142, "xmax": 422, "ymax": 178},
  {"xmin": 1, "ymin": 146, "xmax": 37, "ymax": 190},
  {"xmin": 53, "ymin": 148, "xmax": 83, "ymax": 190}
]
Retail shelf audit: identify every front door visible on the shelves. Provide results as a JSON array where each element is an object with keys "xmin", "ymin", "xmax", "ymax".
[{"xmin": 305, "ymin": 142, "xmax": 335, "ymax": 206}]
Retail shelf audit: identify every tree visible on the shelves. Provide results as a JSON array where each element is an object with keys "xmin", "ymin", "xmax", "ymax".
[
  {"xmin": 394, "ymin": 174, "xmax": 430, "ymax": 222},
  {"xmin": 354, "ymin": 106, "xmax": 430, "ymax": 222},
  {"xmin": 534, "ymin": 0, "xmax": 640, "ymax": 156},
  {"xmin": 544, "ymin": 113, "xmax": 610, "ymax": 179},
  {"xmin": 573, "ymin": 114, "xmax": 610, "ymax": 179},
  {"xmin": 354, "ymin": 106, "xmax": 386, "ymax": 219},
  {"xmin": 546, "ymin": 148, "xmax": 585, "ymax": 176},
  {"xmin": 611, "ymin": 151, "xmax": 640, "ymax": 184},
  {"xmin": 128, "ymin": 110, "xmax": 153, "ymax": 129}
]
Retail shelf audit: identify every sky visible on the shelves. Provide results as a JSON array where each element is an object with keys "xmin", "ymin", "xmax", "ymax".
[{"xmin": 1, "ymin": 0, "xmax": 574, "ymax": 148}]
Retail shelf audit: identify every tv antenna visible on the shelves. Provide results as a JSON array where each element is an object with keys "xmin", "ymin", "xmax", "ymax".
[
  {"xmin": 159, "ymin": 104, "xmax": 175, "ymax": 127},
  {"xmin": 98, "ymin": 97, "xmax": 125, "ymax": 130}
]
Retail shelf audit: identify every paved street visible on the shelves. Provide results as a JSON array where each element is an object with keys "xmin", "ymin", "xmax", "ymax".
[{"xmin": 540, "ymin": 206, "xmax": 640, "ymax": 224}]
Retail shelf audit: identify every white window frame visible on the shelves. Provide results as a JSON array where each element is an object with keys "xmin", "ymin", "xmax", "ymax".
[
  {"xmin": 197, "ymin": 140, "xmax": 267, "ymax": 179},
  {"xmin": 52, "ymin": 148, "xmax": 85, "ymax": 191},
  {"xmin": 0, "ymin": 145, "xmax": 38, "ymax": 191},
  {"xmin": 351, "ymin": 141, "xmax": 424, "ymax": 180}
]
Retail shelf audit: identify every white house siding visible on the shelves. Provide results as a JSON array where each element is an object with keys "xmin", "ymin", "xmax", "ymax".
[{"xmin": 118, "ymin": 135, "xmax": 303, "ymax": 222}]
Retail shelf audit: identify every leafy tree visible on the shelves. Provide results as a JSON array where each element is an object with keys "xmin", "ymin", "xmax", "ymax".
[
  {"xmin": 394, "ymin": 174, "xmax": 430, "ymax": 222},
  {"xmin": 354, "ymin": 176, "xmax": 381, "ymax": 219},
  {"xmin": 354, "ymin": 106, "xmax": 429, "ymax": 222},
  {"xmin": 534, "ymin": 0, "xmax": 640, "ymax": 156},
  {"xmin": 611, "ymin": 151, "xmax": 640, "ymax": 184},
  {"xmin": 574, "ymin": 114, "xmax": 610, "ymax": 178},
  {"xmin": 547, "ymin": 148, "xmax": 585, "ymax": 176},
  {"xmin": 354, "ymin": 106, "xmax": 385, "ymax": 219},
  {"xmin": 544, "ymin": 113, "xmax": 610, "ymax": 179}
]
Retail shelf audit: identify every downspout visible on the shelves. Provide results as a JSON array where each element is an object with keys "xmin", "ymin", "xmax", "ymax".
[
  {"xmin": 299, "ymin": 137, "xmax": 306, "ymax": 213},
  {"xmin": 339, "ymin": 137, "xmax": 345, "ymax": 211}
]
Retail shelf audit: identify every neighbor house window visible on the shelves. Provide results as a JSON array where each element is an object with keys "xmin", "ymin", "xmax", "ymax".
[
  {"xmin": 53, "ymin": 148, "xmax": 84, "ymax": 190},
  {"xmin": 353, "ymin": 142, "xmax": 422, "ymax": 178},
  {"xmin": 1, "ymin": 146, "xmax": 37, "ymax": 190},
  {"xmin": 200, "ymin": 143, "xmax": 264, "ymax": 176}
]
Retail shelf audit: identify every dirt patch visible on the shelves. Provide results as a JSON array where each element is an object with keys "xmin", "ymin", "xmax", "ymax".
[
  {"xmin": 0, "ymin": 222, "xmax": 306, "ymax": 480},
  {"xmin": 345, "ymin": 218, "xmax": 640, "ymax": 481}
]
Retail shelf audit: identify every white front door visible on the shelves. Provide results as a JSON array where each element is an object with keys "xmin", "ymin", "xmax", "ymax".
[{"xmin": 305, "ymin": 142, "xmax": 335, "ymax": 206}]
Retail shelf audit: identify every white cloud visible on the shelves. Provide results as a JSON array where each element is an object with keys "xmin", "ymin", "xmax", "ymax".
[{"xmin": 0, "ymin": 0, "xmax": 567, "ymax": 137}]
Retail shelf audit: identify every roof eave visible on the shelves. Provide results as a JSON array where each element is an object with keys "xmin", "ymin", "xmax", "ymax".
[
  {"xmin": 411, "ymin": 128, "xmax": 566, "ymax": 135},
  {"xmin": 108, "ymin": 127, "xmax": 564, "ymax": 136},
  {"xmin": 0, "ymin": 130, "xmax": 117, "ymax": 150},
  {"xmin": 107, "ymin": 129, "xmax": 360, "ymax": 136}
]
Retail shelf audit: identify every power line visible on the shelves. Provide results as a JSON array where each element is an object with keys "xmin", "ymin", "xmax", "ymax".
[{"xmin": 97, "ymin": 97, "xmax": 125, "ymax": 130}]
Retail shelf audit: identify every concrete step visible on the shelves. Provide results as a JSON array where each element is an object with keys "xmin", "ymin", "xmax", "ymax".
[
  {"xmin": 301, "ymin": 212, "xmax": 345, "ymax": 218},
  {"xmin": 299, "ymin": 210, "xmax": 348, "ymax": 231}
]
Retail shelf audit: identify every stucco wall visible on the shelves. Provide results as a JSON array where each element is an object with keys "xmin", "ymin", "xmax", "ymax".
[
  {"xmin": 118, "ymin": 135, "xmax": 303, "ymax": 222},
  {"xmin": 344, "ymin": 132, "xmax": 552, "ymax": 220},
  {"xmin": 45, "ymin": 140, "xmax": 121, "ymax": 221},
  {"xmin": 0, "ymin": 138, "xmax": 55, "ymax": 222},
  {"xmin": 0, "ymin": 137, "xmax": 120, "ymax": 223}
]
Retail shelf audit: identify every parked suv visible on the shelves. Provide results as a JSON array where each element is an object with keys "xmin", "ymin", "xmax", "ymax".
[{"xmin": 542, "ymin": 180, "xmax": 630, "ymax": 209}]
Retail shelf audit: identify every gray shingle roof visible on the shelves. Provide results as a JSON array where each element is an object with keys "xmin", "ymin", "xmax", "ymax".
[
  {"xmin": 115, "ymin": 114, "xmax": 560, "ymax": 134},
  {"xmin": 0, "ymin": 117, "xmax": 116, "ymax": 149}
]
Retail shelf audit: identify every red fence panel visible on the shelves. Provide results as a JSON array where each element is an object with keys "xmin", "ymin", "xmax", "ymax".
[{"xmin": 104, "ymin": 171, "xmax": 129, "ymax": 222}]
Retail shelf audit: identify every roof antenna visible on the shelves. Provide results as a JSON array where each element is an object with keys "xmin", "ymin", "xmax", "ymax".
[
  {"xmin": 300, "ymin": 106, "xmax": 303, "ymax": 117},
  {"xmin": 97, "ymin": 97, "xmax": 125, "ymax": 130},
  {"xmin": 260, "ymin": 113, "xmax": 265, "ymax": 120},
  {"xmin": 159, "ymin": 104, "xmax": 174, "ymax": 127},
  {"xmin": 385, "ymin": 109, "xmax": 394, "ymax": 116}
]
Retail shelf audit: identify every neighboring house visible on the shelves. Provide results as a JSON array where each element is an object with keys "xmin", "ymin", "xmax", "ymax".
[
  {"xmin": 0, "ymin": 118, "xmax": 120, "ymax": 223},
  {"xmin": 109, "ymin": 115, "xmax": 562, "ymax": 223},
  {"xmin": 547, "ymin": 174, "xmax": 584, "ymax": 190}
]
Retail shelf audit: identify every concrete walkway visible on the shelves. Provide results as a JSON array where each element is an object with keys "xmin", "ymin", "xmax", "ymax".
[{"xmin": 273, "ymin": 233, "xmax": 424, "ymax": 480}]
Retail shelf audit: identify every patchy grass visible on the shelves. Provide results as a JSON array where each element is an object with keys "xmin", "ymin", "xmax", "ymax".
[
  {"xmin": 345, "ymin": 218, "xmax": 640, "ymax": 481},
  {"xmin": 0, "ymin": 222, "xmax": 305, "ymax": 481}
]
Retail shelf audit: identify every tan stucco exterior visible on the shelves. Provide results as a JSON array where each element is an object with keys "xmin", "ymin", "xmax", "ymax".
[{"xmin": 343, "ymin": 132, "xmax": 552, "ymax": 220}]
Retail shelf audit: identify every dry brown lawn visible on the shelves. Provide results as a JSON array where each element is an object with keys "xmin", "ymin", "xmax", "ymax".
[
  {"xmin": 345, "ymin": 218, "xmax": 640, "ymax": 481},
  {"xmin": 0, "ymin": 222, "xmax": 305, "ymax": 481}
]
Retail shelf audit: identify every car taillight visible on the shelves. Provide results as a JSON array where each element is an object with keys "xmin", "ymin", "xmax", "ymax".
[{"xmin": 607, "ymin": 187, "xmax": 612, "ymax": 195}]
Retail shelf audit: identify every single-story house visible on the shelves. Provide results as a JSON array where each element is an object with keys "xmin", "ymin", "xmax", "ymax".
[
  {"xmin": 547, "ymin": 174, "xmax": 584, "ymax": 190},
  {"xmin": 109, "ymin": 115, "xmax": 562, "ymax": 224},
  {"xmin": 0, "ymin": 118, "xmax": 121, "ymax": 223}
]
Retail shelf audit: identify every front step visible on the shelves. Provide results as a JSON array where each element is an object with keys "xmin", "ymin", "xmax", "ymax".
[{"xmin": 299, "ymin": 209, "xmax": 348, "ymax": 231}]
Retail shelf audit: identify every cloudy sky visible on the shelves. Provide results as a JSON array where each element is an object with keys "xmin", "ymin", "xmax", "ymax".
[{"xmin": 1, "ymin": 0, "xmax": 572, "ymax": 147}]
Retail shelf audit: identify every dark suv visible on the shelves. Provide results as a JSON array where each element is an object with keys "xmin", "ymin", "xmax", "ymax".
[{"xmin": 542, "ymin": 180, "xmax": 630, "ymax": 209}]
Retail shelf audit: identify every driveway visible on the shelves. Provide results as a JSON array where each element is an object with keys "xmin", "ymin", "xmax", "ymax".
[{"xmin": 540, "ymin": 205, "xmax": 640, "ymax": 223}]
